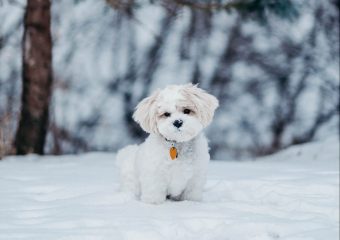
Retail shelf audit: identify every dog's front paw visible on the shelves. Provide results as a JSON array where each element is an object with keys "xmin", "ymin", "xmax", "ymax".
[{"xmin": 141, "ymin": 194, "xmax": 166, "ymax": 204}]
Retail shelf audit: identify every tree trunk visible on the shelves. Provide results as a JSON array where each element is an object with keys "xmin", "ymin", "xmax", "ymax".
[{"xmin": 14, "ymin": 0, "xmax": 52, "ymax": 155}]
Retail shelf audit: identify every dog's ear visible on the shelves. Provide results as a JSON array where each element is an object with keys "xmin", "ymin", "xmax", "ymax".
[
  {"xmin": 182, "ymin": 84, "xmax": 219, "ymax": 127},
  {"xmin": 133, "ymin": 90, "xmax": 160, "ymax": 133}
]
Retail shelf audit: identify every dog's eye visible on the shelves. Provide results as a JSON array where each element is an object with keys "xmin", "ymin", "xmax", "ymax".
[
  {"xmin": 183, "ymin": 109, "xmax": 191, "ymax": 114},
  {"xmin": 163, "ymin": 112, "xmax": 171, "ymax": 117}
]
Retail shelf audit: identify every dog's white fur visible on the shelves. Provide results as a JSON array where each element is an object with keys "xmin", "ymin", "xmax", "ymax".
[{"xmin": 117, "ymin": 84, "xmax": 218, "ymax": 204}]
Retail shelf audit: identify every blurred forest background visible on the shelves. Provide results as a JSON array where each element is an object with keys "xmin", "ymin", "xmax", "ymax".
[{"xmin": 0, "ymin": 0, "xmax": 339, "ymax": 160}]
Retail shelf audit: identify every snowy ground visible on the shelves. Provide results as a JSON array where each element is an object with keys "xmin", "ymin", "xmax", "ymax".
[{"xmin": 0, "ymin": 138, "xmax": 339, "ymax": 240}]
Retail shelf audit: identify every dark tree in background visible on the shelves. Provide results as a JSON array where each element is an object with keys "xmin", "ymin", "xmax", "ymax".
[{"xmin": 14, "ymin": 0, "xmax": 52, "ymax": 155}]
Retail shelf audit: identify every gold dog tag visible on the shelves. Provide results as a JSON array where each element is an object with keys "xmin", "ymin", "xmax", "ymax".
[{"xmin": 170, "ymin": 147, "xmax": 178, "ymax": 160}]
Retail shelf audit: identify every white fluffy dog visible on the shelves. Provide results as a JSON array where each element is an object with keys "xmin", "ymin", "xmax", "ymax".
[{"xmin": 116, "ymin": 84, "xmax": 218, "ymax": 204}]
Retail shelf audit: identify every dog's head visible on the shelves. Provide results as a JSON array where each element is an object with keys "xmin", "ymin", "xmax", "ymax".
[{"xmin": 133, "ymin": 84, "xmax": 219, "ymax": 142}]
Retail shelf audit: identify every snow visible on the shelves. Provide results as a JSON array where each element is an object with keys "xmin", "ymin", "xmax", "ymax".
[{"xmin": 0, "ymin": 138, "xmax": 338, "ymax": 240}]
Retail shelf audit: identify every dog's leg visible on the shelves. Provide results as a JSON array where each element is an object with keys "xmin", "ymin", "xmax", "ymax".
[
  {"xmin": 140, "ymin": 172, "xmax": 167, "ymax": 204},
  {"xmin": 182, "ymin": 173, "xmax": 204, "ymax": 201},
  {"xmin": 141, "ymin": 188, "xmax": 167, "ymax": 204}
]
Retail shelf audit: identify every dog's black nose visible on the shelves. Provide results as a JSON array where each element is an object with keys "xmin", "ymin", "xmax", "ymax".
[{"xmin": 173, "ymin": 119, "xmax": 183, "ymax": 128}]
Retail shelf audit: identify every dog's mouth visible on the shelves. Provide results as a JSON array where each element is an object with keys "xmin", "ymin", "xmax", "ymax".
[
  {"xmin": 160, "ymin": 132, "xmax": 177, "ymax": 143},
  {"xmin": 158, "ymin": 123, "xmax": 199, "ymax": 143},
  {"xmin": 161, "ymin": 132, "xmax": 193, "ymax": 143},
  {"xmin": 161, "ymin": 131, "xmax": 183, "ymax": 143}
]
